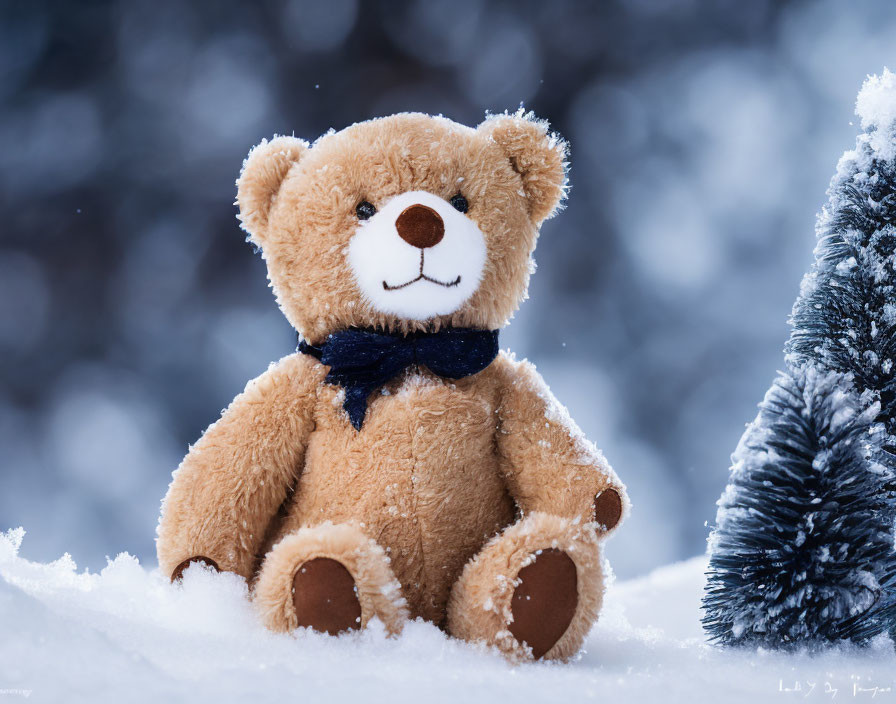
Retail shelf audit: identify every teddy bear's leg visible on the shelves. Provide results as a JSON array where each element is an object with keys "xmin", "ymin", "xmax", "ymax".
[
  {"xmin": 253, "ymin": 522, "xmax": 408, "ymax": 636},
  {"xmin": 446, "ymin": 512, "xmax": 604, "ymax": 662}
]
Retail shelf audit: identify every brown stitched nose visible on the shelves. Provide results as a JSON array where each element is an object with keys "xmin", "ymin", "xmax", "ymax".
[{"xmin": 395, "ymin": 204, "xmax": 444, "ymax": 249}]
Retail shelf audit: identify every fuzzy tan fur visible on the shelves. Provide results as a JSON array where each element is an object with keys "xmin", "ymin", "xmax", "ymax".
[{"xmin": 157, "ymin": 111, "xmax": 628, "ymax": 662}]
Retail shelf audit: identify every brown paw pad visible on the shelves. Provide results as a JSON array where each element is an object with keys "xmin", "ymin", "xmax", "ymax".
[
  {"xmin": 292, "ymin": 557, "xmax": 361, "ymax": 635},
  {"xmin": 171, "ymin": 556, "xmax": 219, "ymax": 582},
  {"xmin": 593, "ymin": 488, "xmax": 623, "ymax": 531},
  {"xmin": 508, "ymin": 548, "xmax": 578, "ymax": 659}
]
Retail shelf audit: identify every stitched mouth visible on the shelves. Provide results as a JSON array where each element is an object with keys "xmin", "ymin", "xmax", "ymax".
[
  {"xmin": 383, "ymin": 273, "xmax": 461, "ymax": 291},
  {"xmin": 382, "ymin": 250, "xmax": 462, "ymax": 291}
]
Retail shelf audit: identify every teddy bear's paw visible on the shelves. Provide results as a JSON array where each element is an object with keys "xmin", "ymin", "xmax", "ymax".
[
  {"xmin": 170, "ymin": 556, "xmax": 219, "ymax": 583},
  {"xmin": 508, "ymin": 548, "xmax": 578, "ymax": 658},
  {"xmin": 447, "ymin": 512, "xmax": 603, "ymax": 663},
  {"xmin": 292, "ymin": 557, "xmax": 362, "ymax": 635},
  {"xmin": 593, "ymin": 488, "xmax": 624, "ymax": 533},
  {"xmin": 254, "ymin": 523, "xmax": 408, "ymax": 636}
]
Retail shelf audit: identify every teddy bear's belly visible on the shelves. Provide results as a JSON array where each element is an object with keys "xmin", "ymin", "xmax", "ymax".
[{"xmin": 281, "ymin": 374, "xmax": 516, "ymax": 623}]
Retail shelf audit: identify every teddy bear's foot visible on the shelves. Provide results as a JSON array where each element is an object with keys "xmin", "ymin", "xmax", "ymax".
[
  {"xmin": 253, "ymin": 522, "xmax": 408, "ymax": 636},
  {"xmin": 508, "ymin": 548, "xmax": 578, "ymax": 658},
  {"xmin": 446, "ymin": 512, "xmax": 604, "ymax": 662},
  {"xmin": 292, "ymin": 557, "xmax": 361, "ymax": 635}
]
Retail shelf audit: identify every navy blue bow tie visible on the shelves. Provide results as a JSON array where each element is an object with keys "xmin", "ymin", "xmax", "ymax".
[{"xmin": 298, "ymin": 327, "xmax": 500, "ymax": 430}]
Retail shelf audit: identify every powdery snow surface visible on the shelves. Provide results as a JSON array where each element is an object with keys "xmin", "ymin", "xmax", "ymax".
[{"xmin": 1, "ymin": 529, "xmax": 895, "ymax": 703}]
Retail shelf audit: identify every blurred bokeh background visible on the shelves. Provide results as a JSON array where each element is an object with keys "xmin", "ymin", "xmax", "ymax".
[{"xmin": 2, "ymin": 0, "xmax": 895, "ymax": 579}]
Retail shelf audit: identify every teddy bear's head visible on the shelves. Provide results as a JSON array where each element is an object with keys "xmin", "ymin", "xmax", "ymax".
[{"xmin": 236, "ymin": 112, "xmax": 567, "ymax": 344}]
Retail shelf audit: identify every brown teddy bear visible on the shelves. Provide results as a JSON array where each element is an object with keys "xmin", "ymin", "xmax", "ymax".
[{"xmin": 156, "ymin": 111, "xmax": 627, "ymax": 662}]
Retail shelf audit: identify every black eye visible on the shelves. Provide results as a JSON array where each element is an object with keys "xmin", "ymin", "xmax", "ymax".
[
  {"xmin": 356, "ymin": 201, "xmax": 376, "ymax": 220},
  {"xmin": 449, "ymin": 193, "xmax": 468, "ymax": 213}
]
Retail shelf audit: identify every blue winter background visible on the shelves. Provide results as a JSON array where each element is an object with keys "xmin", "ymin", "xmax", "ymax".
[
  {"xmin": 2, "ymin": 0, "xmax": 893, "ymax": 579},
  {"xmin": 2, "ymin": 1, "xmax": 896, "ymax": 701}
]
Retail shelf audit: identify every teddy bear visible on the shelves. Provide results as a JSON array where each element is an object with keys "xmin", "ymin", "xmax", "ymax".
[{"xmin": 156, "ymin": 111, "xmax": 628, "ymax": 661}]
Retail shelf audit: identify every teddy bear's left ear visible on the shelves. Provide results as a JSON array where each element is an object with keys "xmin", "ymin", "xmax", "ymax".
[
  {"xmin": 236, "ymin": 135, "xmax": 308, "ymax": 244},
  {"xmin": 477, "ymin": 111, "xmax": 568, "ymax": 224}
]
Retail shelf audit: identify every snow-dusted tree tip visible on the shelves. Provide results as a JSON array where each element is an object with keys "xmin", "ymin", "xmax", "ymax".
[{"xmin": 857, "ymin": 68, "xmax": 896, "ymax": 161}]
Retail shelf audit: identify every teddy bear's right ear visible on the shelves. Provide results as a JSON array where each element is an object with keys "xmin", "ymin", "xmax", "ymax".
[{"xmin": 236, "ymin": 136, "xmax": 308, "ymax": 243}]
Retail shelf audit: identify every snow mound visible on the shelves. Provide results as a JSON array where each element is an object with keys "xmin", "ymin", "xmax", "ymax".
[
  {"xmin": 1, "ymin": 528, "xmax": 894, "ymax": 703},
  {"xmin": 856, "ymin": 68, "xmax": 896, "ymax": 160}
]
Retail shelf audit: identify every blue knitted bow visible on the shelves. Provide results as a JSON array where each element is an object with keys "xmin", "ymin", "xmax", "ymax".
[{"xmin": 299, "ymin": 327, "xmax": 500, "ymax": 430}]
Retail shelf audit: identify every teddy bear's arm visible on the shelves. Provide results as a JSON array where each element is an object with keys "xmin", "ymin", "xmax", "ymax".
[
  {"xmin": 491, "ymin": 352, "xmax": 628, "ymax": 531},
  {"xmin": 156, "ymin": 353, "xmax": 322, "ymax": 580}
]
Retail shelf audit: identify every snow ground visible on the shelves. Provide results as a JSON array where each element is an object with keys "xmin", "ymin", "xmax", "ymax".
[{"xmin": 1, "ymin": 528, "xmax": 894, "ymax": 704}]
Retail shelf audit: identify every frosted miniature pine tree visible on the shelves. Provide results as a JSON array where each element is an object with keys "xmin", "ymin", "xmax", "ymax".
[
  {"xmin": 703, "ymin": 367, "xmax": 896, "ymax": 645},
  {"xmin": 703, "ymin": 70, "xmax": 896, "ymax": 646}
]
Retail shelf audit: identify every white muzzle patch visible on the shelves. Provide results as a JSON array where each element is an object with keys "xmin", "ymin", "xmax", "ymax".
[{"xmin": 347, "ymin": 190, "xmax": 486, "ymax": 321}]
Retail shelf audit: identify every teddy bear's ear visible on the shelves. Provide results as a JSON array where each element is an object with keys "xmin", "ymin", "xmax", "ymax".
[
  {"xmin": 236, "ymin": 135, "xmax": 308, "ymax": 243},
  {"xmin": 477, "ymin": 111, "xmax": 568, "ymax": 223}
]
